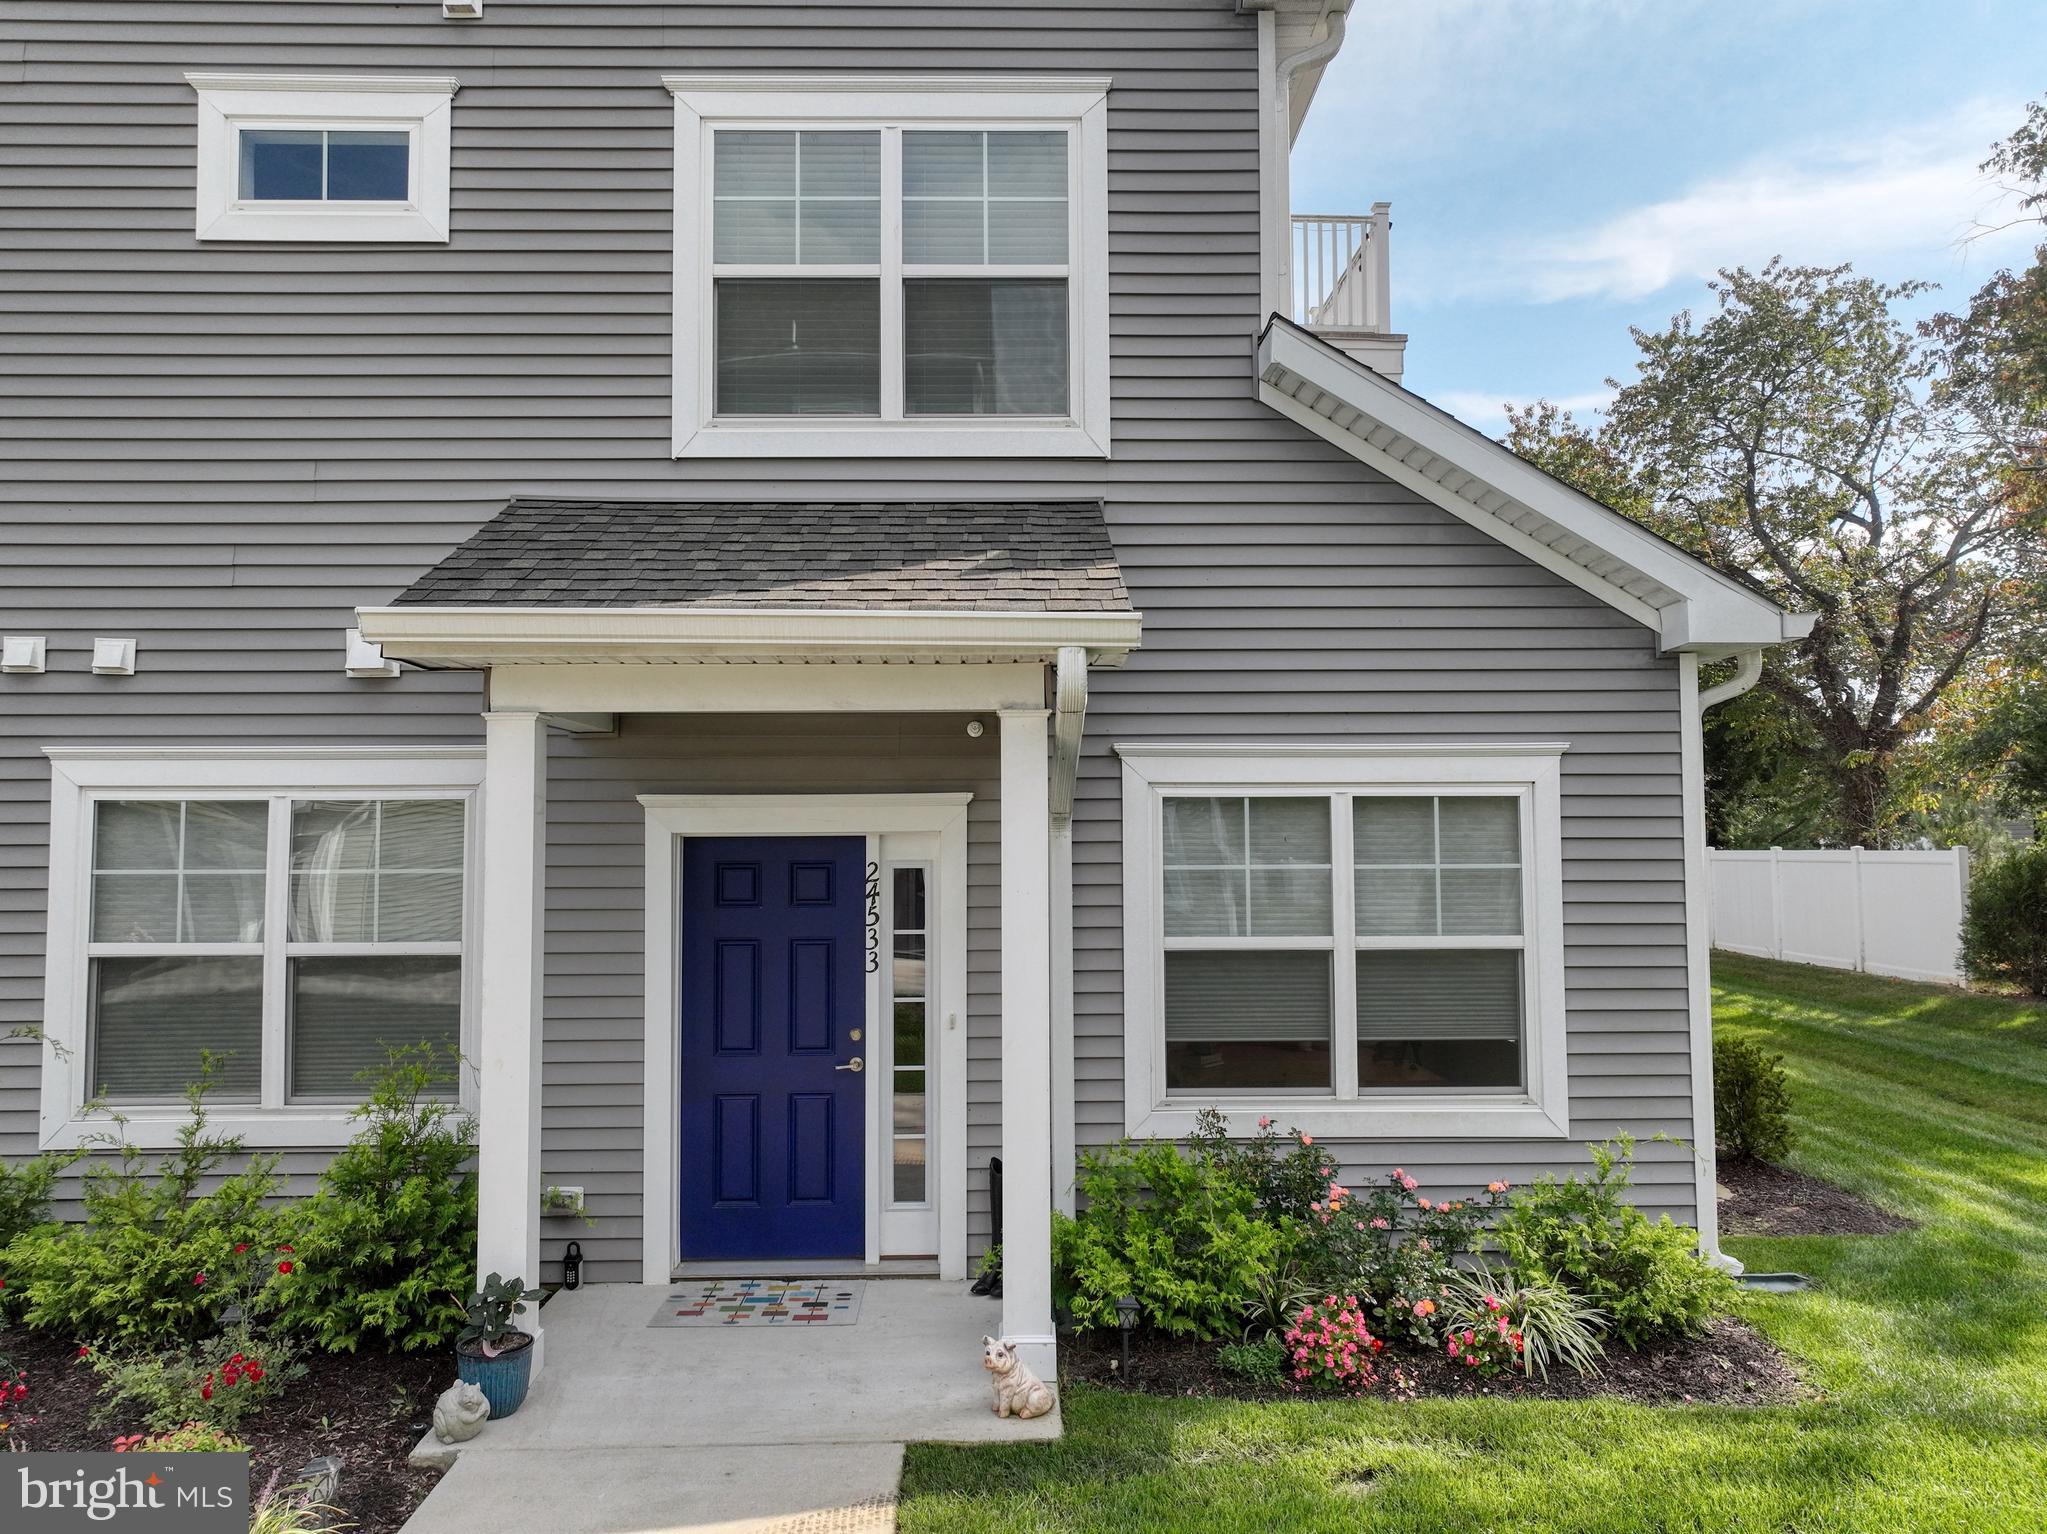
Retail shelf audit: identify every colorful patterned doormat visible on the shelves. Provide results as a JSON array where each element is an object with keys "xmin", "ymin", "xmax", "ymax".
[{"xmin": 650, "ymin": 1279, "xmax": 865, "ymax": 1328}]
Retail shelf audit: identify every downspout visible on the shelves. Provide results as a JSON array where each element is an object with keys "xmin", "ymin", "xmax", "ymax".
[
  {"xmin": 1689, "ymin": 646, "xmax": 1765, "ymax": 1275},
  {"xmin": 1267, "ymin": 3, "xmax": 1348, "ymax": 319},
  {"xmin": 1698, "ymin": 649, "xmax": 1764, "ymax": 713},
  {"xmin": 1049, "ymin": 646, "xmax": 1087, "ymax": 1216}
]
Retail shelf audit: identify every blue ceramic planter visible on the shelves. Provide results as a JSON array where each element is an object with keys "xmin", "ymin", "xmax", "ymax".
[{"xmin": 455, "ymin": 1338, "xmax": 534, "ymax": 1421}]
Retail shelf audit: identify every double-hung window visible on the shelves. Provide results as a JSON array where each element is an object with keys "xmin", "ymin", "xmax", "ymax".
[
  {"xmin": 667, "ymin": 77, "xmax": 1111, "ymax": 457},
  {"xmin": 1120, "ymin": 745, "xmax": 1570, "ymax": 1139},
  {"xmin": 187, "ymin": 74, "xmax": 458, "ymax": 242},
  {"xmin": 41, "ymin": 750, "xmax": 483, "ymax": 1147}
]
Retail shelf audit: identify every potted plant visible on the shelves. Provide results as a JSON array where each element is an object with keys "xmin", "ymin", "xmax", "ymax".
[{"xmin": 454, "ymin": 1273, "xmax": 542, "ymax": 1420}]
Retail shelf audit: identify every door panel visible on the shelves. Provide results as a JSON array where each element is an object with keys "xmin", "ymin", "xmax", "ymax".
[{"xmin": 680, "ymin": 835, "xmax": 866, "ymax": 1260}]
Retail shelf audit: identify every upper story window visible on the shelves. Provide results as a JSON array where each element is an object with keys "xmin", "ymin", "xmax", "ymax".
[
  {"xmin": 186, "ymin": 74, "xmax": 458, "ymax": 243},
  {"xmin": 666, "ymin": 77, "xmax": 1111, "ymax": 459},
  {"xmin": 1118, "ymin": 745, "xmax": 1572, "ymax": 1142}
]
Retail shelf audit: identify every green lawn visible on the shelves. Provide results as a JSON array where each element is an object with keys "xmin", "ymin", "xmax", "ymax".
[{"xmin": 900, "ymin": 954, "xmax": 2047, "ymax": 1533}]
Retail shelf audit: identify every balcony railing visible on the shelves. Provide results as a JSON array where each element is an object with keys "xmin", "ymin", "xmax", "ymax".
[{"xmin": 1292, "ymin": 203, "xmax": 1391, "ymax": 333}]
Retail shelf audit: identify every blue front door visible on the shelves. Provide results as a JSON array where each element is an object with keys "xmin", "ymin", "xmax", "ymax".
[{"xmin": 679, "ymin": 836, "xmax": 867, "ymax": 1260}]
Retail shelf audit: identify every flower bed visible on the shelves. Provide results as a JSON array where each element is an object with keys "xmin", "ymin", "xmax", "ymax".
[
  {"xmin": 1, "ymin": 1325, "xmax": 447, "ymax": 1533},
  {"xmin": 1062, "ymin": 1315, "xmax": 1802, "ymax": 1407}
]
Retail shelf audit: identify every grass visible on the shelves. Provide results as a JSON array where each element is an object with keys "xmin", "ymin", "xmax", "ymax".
[{"xmin": 899, "ymin": 953, "xmax": 2047, "ymax": 1532}]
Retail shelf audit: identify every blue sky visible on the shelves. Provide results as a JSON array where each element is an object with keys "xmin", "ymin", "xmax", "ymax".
[{"xmin": 1290, "ymin": 0, "xmax": 2047, "ymax": 433}]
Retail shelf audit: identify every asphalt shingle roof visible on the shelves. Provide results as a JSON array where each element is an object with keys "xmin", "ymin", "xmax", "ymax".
[{"xmin": 393, "ymin": 499, "xmax": 1132, "ymax": 613}]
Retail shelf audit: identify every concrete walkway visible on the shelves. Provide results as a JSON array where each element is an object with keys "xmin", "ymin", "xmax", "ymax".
[{"xmin": 401, "ymin": 1281, "xmax": 1059, "ymax": 1534}]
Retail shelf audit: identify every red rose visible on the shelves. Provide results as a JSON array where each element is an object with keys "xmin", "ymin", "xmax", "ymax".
[
  {"xmin": 277, "ymin": 1260, "xmax": 294, "ymax": 1275},
  {"xmin": 200, "ymin": 1384, "xmax": 212, "ymax": 1401},
  {"xmin": 276, "ymin": 1244, "xmax": 295, "ymax": 1254},
  {"xmin": 234, "ymin": 1244, "xmax": 248, "ymax": 1255},
  {"xmin": 193, "ymin": 1272, "xmax": 207, "ymax": 1287}
]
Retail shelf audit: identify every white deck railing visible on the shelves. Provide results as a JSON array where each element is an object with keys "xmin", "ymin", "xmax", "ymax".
[{"xmin": 1292, "ymin": 204, "xmax": 1391, "ymax": 332}]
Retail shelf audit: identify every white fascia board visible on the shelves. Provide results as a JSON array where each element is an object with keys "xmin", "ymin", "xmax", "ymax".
[
  {"xmin": 1257, "ymin": 324, "xmax": 1809, "ymax": 654},
  {"xmin": 184, "ymin": 72, "xmax": 460, "ymax": 95},
  {"xmin": 356, "ymin": 605, "xmax": 1143, "ymax": 668},
  {"xmin": 663, "ymin": 75, "xmax": 1113, "ymax": 115}
]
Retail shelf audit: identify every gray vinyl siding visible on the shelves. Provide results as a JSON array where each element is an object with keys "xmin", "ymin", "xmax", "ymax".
[{"xmin": 1, "ymin": 0, "xmax": 1700, "ymax": 1273}]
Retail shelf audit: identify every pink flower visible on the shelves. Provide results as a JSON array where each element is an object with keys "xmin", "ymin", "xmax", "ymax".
[
  {"xmin": 1299, "ymin": 1133, "xmax": 1313, "ymax": 1146},
  {"xmin": 1310, "ymin": 1201, "xmax": 1321, "ymax": 1212},
  {"xmin": 1370, "ymin": 1216, "xmax": 1389, "ymax": 1230},
  {"xmin": 1400, "ymin": 1174, "xmax": 1418, "ymax": 1192},
  {"xmin": 1258, "ymin": 1116, "xmax": 1273, "ymax": 1130},
  {"xmin": 1417, "ymin": 1198, "xmax": 1432, "ymax": 1211},
  {"xmin": 1413, "ymin": 1298, "xmax": 1435, "ymax": 1317},
  {"xmin": 1488, "ymin": 1180, "xmax": 1510, "ymax": 1194}
]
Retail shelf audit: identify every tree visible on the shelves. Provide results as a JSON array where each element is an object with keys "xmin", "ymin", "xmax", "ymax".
[{"xmin": 1508, "ymin": 260, "xmax": 2044, "ymax": 843}]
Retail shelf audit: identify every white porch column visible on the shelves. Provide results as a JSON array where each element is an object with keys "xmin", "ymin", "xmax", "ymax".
[
  {"xmin": 998, "ymin": 707, "xmax": 1056, "ymax": 1378},
  {"xmin": 478, "ymin": 710, "xmax": 548, "ymax": 1364}
]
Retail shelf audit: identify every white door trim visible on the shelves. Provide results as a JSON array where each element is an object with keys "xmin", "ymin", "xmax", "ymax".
[{"xmin": 639, "ymin": 793, "xmax": 972, "ymax": 1282}]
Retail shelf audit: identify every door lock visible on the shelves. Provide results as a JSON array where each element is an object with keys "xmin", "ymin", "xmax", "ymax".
[{"xmin": 835, "ymin": 1058, "xmax": 865, "ymax": 1073}]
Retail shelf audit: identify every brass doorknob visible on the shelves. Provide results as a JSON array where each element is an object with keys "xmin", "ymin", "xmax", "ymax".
[{"xmin": 835, "ymin": 1059, "xmax": 865, "ymax": 1073}]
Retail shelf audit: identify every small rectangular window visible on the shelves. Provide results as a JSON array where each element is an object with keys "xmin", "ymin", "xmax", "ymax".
[
  {"xmin": 238, "ymin": 128, "xmax": 410, "ymax": 202},
  {"xmin": 188, "ymin": 74, "xmax": 456, "ymax": 243}
]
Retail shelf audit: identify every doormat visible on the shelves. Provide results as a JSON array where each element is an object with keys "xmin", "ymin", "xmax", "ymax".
[{"xmin": 650, "ymin": 1278, "xmax": 865, "ymax": 1327}]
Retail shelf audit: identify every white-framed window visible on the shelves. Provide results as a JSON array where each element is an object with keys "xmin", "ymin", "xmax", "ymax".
[
  {"xmin": 39, "ymin": 748, "xmax": 485, "ymax": 1148},
  {"xmin": 1117, "ymin": 744, "xmax": 1572, "ymax": 1140},
  {"xmin": 185, "ymin": 73, "xmax": 459, "ymax": 242},
  {"xmin": 664, "ymin": 76, "xmax": 1112, "ymax": 459}
]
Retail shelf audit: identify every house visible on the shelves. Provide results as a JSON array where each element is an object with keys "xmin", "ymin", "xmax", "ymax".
[{"xmin": 0, "ymin": 0, "xmax": 1808, "ymax": 1380}]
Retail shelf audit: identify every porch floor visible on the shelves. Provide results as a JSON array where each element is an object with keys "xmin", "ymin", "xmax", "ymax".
[{"xmin": 401, "ymin": 1280, "xmax": 1059, "ymax": 1534}]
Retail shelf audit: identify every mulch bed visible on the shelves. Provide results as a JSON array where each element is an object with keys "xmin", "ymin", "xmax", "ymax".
[
  {"xmin": 1717, "ymin": 1155, "xmax": 1917, "ymax": 1237},
  {"xmin": 1062, "ymin": 1315, "xmax": 1803, "ymax": 1407},
  {"xmin": 1, "ymin": 1327, "xmax": 447, "ymax": 1534}
]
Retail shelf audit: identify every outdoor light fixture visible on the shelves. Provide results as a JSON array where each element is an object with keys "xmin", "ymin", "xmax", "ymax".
[
  {"xmin": 1114, "ymin": 1295, "xmax": 1141, "ymax": 1374},
  {"xmin": 562, "ymin": 1239, "xmax": 583, "ymax": 1291}
]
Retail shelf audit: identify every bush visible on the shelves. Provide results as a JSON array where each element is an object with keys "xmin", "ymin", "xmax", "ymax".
[
  {"xmin": 1292, "ymin": 1163, "xmax": 1511, "ymax": 1347},
  {"xmin": 1961, "ymin": 845, "xmax": 2047, "ymax": 994},
  {"xmin": 1440, "ymin": 1260, "xmax": 1607, "ymax": 1380},
  {"xmin": 1279, "ymin": 1295, "xmax": 1383, "ymax": 1393},
  {"xmin": 1715, "ymin": 1035, "xmax": 1794, "ymax": 1162},
  {"xmin": 267, "ymin": 1045, "xmax": 477, "ymax": 1352},
  {"xmin": 1215, "ymin": 1336, "xmax": 1286, "ymax": 1385},
  {"xmin": 1053, "ymin": 1131, "xmax": 1287, "ymax": 1339},
  {"xmin": 0, "ymin": 1145, "xmax": 84, "ymax": 1250},
  {"xmin": 87, "ymin": 1321, "xmax": 303, "ymax": 1436},
  {"xmin": 0, "ymin": 1079, "xmax": 285, "ymax": 1344},
  {"xmin": 1491, "ymin": 1137, "xmax": 1737, "ymax": 1350}
]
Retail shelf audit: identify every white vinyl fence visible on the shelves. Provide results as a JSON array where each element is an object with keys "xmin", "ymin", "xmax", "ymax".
[{"xmin": 1708, "ymin": 847, "xmax": 1972, "ymax": 985}]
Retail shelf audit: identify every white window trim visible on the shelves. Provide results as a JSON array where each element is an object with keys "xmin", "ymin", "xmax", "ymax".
[
  {"xmin": 39, "ymin": 747, "xmax": 486, "ymax": 1150},
  {"xmin": 663, "ymin": 75, "xmax": 1112, "ymax": 459},
  {"xmin": 186, "ymin": 73, "xmax": 458, "ymax": 243},
  {"xmin": 1117, "ymin": 743, "xmax": 1572, "ymax": 1140}
]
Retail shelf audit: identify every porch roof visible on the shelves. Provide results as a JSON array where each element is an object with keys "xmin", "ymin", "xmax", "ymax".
[
  {"xmin": 391, "ymin": 498, "xmax": 1131, "ymax": 612},
  {"xmin": 359, "ymin": 499, "xmax": 1140, "ymax": 671}
]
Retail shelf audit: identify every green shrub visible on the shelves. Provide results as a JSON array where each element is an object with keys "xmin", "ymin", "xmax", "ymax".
[
  {"xmin": 88, "ymin": 1320, "xmax": 303, "ymax": 1435},
  {"xmin": 267, "ymin": 1045, "xmax": 477, "ymax": 1353},
  {"xmin": 1186, "ymin": 1109, "xmax": 1341, "ymax": 1222},
  {"xmin": 1714, "ymin": 1035, "xmax": 1794, "ymax": 1162},
  {"xmin": 1, "ymin": 1079, "xmax": 285, "ymax": 1344},
  {"xmin": 1490, "ymin": 1137, "xmax": 1737, "ymax": 1350},
  {"xmin": 1216, "ymin": 1336, "xmax": 1286, "ymax": 1385},
  {"xmin": 0, "ymin": 1145, "xmax": 84, "ymax": 1249},
  {"xmin": 116, "ymin": 1422, "xmax": 247, "ymax": 1454},
  {"xmin": 1053, "ymin": 1133, "xmax": 1287, "ymax": 1340},
  {"xmin": 1960, "ymin": 845, "xmax": 2047, "ymax": 995}
]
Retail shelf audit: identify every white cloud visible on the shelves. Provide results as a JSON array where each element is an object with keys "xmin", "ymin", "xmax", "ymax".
[
  {"xmin": 1432, "ymin": 388, "xmax": 1614, "ymax": 434},
  {"xmin": 1509, "ymin": 100, "xmax": 2035, "ymax": 304}
]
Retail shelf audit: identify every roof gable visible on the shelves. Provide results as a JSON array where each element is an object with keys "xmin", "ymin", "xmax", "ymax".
[{"xmin": 1255, "ymin": 319, "xmax": 1812, "ymax": 657}]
